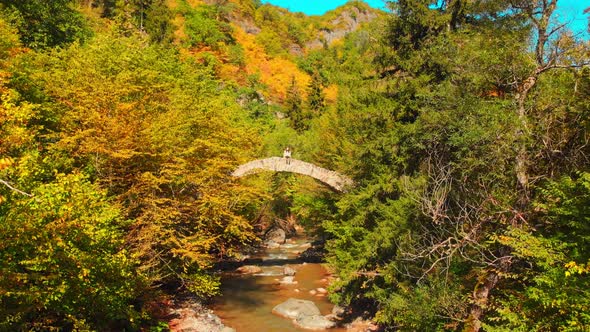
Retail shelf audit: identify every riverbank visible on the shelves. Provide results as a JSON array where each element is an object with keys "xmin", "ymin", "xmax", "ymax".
[{"xmin": 166, "ymin": 297, "xmax": 235, "ymax": 332}]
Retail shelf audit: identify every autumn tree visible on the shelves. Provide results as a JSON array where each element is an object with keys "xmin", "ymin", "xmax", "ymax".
[
  {"xmin": 0, "ymin": 0, "xmax": 90, "ymax": 48},
  {"xmin": 0, "ymin": 20, "xmax": 146, "ymax": 330},
  {"xmin": 24, "ymin": 34, "xmax": 267, "ymax": 297}
]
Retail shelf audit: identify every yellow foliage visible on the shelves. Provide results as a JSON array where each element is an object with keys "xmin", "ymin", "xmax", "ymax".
[
  {"xmin": 330, "ymin": 38, "xmax": 345, "ymax": 48},
  {"xmin": 165, "ymin": 0, "xmax": 179, "ymax": 9},
  {"xmin": 232, "ymin": 25, "xmax": 310, "ymax": 101},
  {"xmin": 565, "ymin": 261, "xmax": 590, "ymax": 276},
  {"xmin": 171, "ymin": 14, "xmax": 187, "ymax": 44},
  {"xmin": 0, "ymin": 90, "xmax": 37, "ymax": 155},
  {"xmin": 185, "ymin": 0, "xmax": 202, "ymax": 8},
  {"xmin": 0, "ymin": 157, "xmax": 13, "ymax": 170},
  {"xmin": 29, "ymin": 36, "xmax": 270, "ymax": 294}
]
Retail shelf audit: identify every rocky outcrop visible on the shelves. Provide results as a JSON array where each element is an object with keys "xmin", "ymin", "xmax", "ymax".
[{"xmin": 306, "ymin": 5, "xmax": 378, "ymax": 49}]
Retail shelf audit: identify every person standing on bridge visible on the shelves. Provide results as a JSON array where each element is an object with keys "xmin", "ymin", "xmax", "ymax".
[{"xmin": 283, "ymin": 146, "xmax": 292, "ymax": 165}]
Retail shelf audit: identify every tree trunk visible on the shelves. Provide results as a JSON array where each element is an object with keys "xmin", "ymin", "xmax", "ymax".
[
  {"xmin": 464, "ymin": 257, "xmax": 510, "ymax": 332},
  {"xmin": 514, "ymin": 74, "xmax": 537, "ymax": 204},
  {"xmin": 463, "ymin": 269, "xmax": 501, "ymax": 332},
  {"xmin": 511, "ymin": 0, "xmax": 557, "ymax": 205}
]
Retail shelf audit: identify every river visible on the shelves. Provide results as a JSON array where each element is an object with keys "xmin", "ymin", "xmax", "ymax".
[{"xmin": 212, "ymin": 237, "xmax": 347, "ymax": 332}]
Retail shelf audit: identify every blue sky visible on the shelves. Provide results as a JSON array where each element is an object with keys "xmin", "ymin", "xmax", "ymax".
[{"xmin": 261, "ymin": 0, "xmax": 589, "ymax": 37}]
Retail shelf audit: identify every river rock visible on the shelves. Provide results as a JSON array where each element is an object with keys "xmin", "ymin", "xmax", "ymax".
[
  {"xmin": 236, "ymin": 265, "xmax": 262, "ymax": 274},
  {"xmin": 331, "ymin": 305, "xmax": 346, "ymax": 316},
  {"xmin": 294, "ymin": 315, "xmax": 336, "ymax": 330},
  {"xmin": 280, "ymin": 276, "xmax": 298, "ymax": 284},
  {"xmin": 316, "ymin": 287, "xmax": 327, "ymax": 294},
  {"xmin": 299, "ymin": 243, "xmax": 326, "ymax": 263},
  {"xmin": 264, "ymin": 227, "xmax": 286, "ymax": 245},
  {"xmin": 272, "ymin": 298, "xmax": 321, "ymax": 319},
  {"xmin": 345, "ymin": 317, "xmax": 379, "ymax": 331},
  {"xmin": 168, "ymin": 301, "xmax": 235, "ymax": 332},
  {"xmin": 284, "ymin": 266, "xmax": 296, "ymax": 276}
]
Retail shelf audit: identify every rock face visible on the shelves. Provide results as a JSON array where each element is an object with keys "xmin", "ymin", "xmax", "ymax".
[
  {"xmin": 306, "ymin": 5, "xmax": 378, "ymax": 49},
  {"xmin": 272, "ymin": 298, "xmax": 321, "ymax": 320},
  {"xmin": 294, "ymin": 315, "xmax": 337, "ymax": 330},
  {"xmin": 236, "ymin": 265, "xmax": 262, "ymax": 274},
  {"xmin": 264, "ymin": 227, "xmax": 286, "ymax": 245}
]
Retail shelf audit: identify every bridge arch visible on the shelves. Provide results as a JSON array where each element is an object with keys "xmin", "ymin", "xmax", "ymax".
[{"xmin": 232, "ymin": 157, "xmax": 353, "ymax": 192}]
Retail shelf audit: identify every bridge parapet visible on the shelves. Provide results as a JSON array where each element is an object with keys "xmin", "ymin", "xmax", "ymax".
[{"xmin": 232, "ymin": 157, "xmax": 353, "ymax": 192}]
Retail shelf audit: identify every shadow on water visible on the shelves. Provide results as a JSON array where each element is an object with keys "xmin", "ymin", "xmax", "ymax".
[
  {"xmin": 215, "ymin": 257, "xmax": 303, "ymax": 271},
  {"xmin": 214, "ymin": 275, "xmax": 272, "ymax": 307}
]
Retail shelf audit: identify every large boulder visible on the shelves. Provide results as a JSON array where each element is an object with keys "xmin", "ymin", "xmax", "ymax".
[
  {"xmin": 272, "ymin": 298, "xmax": 321, "ymax": 319},
  {"xmin": 299, "ymin": 245, "xmax": 326, "ymax": 263},
  {"xmin": 294, "ymin": 315, "xmax": 336, "ymax": 330},
  {"xmin": 264, "ymin": 227, "xmax": 286, "ymax": 245},
  {"xmin": 298, "ymin": 239, "xmax": 326, "ymax": 263}
]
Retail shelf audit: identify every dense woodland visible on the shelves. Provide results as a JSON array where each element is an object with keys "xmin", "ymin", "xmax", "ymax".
[{"xmin": 0, "ymin": 0, "xmax": 589, "ymax": 331}]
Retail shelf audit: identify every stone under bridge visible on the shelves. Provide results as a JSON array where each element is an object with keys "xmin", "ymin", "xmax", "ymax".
[{"xmin": 232, "ymin": 157, "xmax": 353, "ymax": 192}]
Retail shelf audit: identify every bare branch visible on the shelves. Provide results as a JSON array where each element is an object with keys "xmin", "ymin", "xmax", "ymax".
[{"xmin": 0, "ymin": 178, "xmax": 32, "ymax": 197}]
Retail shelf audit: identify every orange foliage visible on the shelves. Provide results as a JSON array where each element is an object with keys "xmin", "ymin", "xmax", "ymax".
[
  {"xmin": 165, "ymin": 0, "xmax": 179, "ymax": 9},
  {"xmin": 232, "ymin": 25, "xmax": 310, "ymax": 101},
  {"xmin": 324, "ymin": 84, "xmax": 339, "ymax": 103},
  {"xmin": 482, "ymin": 88, "xmax": 506, "ymax": 98},
  {"xmin": 218, "ymin": 63, "xmax": 244, "ymax": 84}
]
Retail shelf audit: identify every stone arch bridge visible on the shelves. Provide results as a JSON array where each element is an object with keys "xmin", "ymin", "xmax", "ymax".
[{"xmin": 232, "ymin": 157, "xmax": 353, "ymax": 192}]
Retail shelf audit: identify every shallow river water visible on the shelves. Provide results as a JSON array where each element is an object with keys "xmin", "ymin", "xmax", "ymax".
[{"xmin": 212, "ymin": 237, "xmax": 347, "ymax": 332}]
